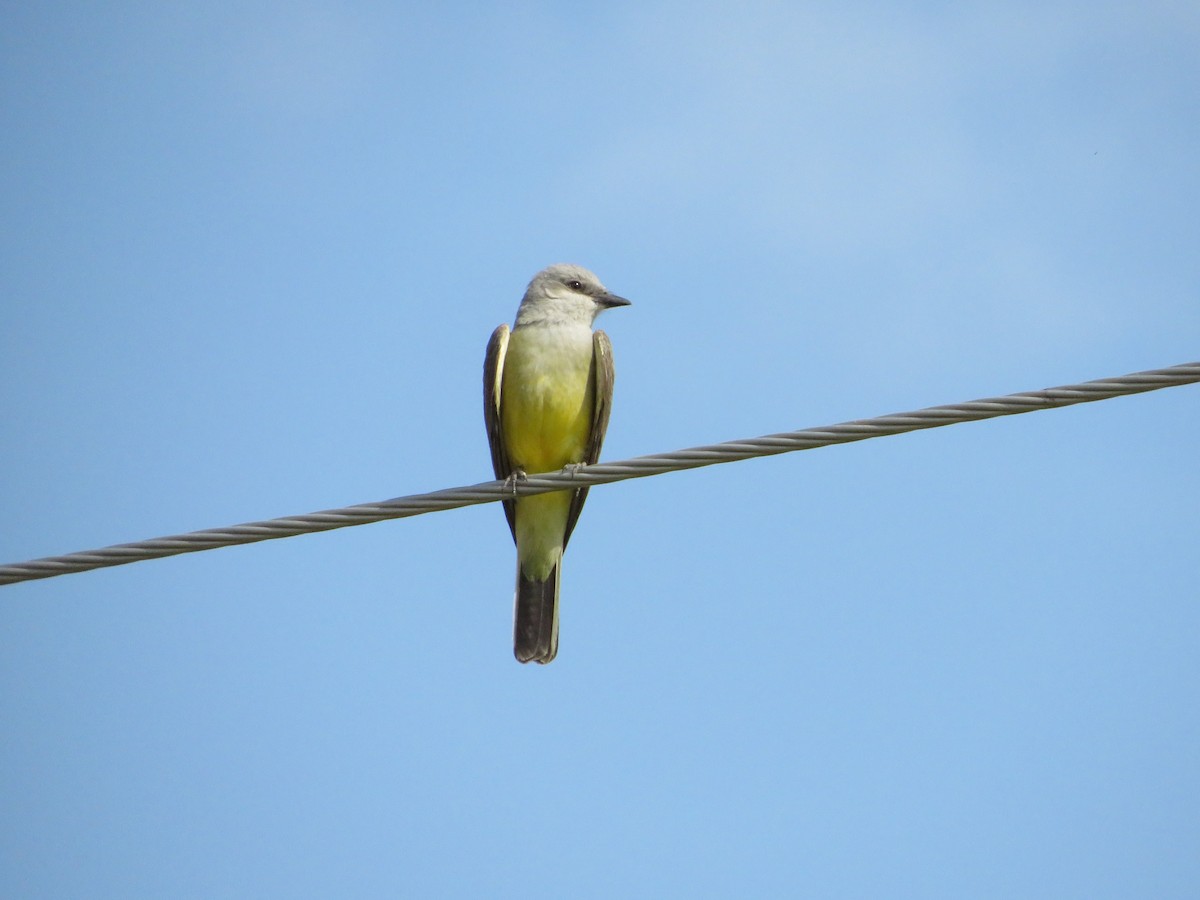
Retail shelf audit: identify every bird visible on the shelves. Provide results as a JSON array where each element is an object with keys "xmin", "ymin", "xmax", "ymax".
[{"xmin": 484, "ymin": 264, "xmax": 631, "ymax": 663}]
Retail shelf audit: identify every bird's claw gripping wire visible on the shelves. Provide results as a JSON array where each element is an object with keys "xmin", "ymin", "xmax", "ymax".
[{"xmin": 504, "ymin": 469, "xmax": 527, "ymax": 498}]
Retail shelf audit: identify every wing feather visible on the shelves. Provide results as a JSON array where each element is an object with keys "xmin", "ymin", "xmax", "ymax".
[
  {"xmin": 563, "ymin": 330, "xmax": 615, "ymax": 548},
  {"xmin": 483, "ymin": 324, "xmax": 517, "ymax": 541}
]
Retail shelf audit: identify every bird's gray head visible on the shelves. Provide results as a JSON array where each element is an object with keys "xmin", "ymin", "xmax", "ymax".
[{"xmin": 514, "ymin": 263, "xmax": 631, "ymax": 327}]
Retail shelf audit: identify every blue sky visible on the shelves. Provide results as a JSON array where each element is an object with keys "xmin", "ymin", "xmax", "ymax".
[{"xmin": 2, "ymin": 3, "xmax": 1198, "ymax": 897}]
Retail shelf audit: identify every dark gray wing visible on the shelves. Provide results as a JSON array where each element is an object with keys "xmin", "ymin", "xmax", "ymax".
[
  {"xmin": 563, "ymin": 329, "xmax": 615, "ymax": 548},
  {"xmin": 483, "ymin": 324, "xmax": 517, "ymax": 542}
]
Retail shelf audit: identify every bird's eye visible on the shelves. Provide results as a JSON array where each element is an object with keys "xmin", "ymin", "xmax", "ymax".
[{"xmin": 567, "ymin": 280, "xmax": 584, "ymax": 291}]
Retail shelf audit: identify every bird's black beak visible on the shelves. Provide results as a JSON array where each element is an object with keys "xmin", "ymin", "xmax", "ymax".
[{"xmin": 597, "ymin": 291, "xmax": 632, "ymax": 309}]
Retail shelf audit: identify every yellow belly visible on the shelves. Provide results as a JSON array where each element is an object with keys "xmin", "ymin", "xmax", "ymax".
[
  {"xmin": 500, "ymin": 326, "xmax": 595, "ymax": 579},
  {"xmin": 500, "ymin": 328, "xmax": 594, "ymax": 474}
]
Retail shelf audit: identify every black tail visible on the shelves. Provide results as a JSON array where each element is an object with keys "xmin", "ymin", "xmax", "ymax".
[{"xmin": 513, "ymin": 563, "xmax": 560, "ymax": 664}]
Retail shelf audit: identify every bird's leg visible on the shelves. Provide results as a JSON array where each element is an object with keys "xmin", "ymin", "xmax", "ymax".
[{"xmin": 504, "ymin": 468, "xmax": 527, "ymax": 497}]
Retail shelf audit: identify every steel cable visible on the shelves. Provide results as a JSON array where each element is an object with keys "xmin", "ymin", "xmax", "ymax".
[{"xmin": 2, "ymin": 361, "xmax": 1196, "ymax": 586}]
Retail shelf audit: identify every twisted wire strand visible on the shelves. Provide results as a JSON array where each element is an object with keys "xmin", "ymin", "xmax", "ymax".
[{"xmin": 2, "ymin": 361, "xmax": 1197, "ymax": 586}]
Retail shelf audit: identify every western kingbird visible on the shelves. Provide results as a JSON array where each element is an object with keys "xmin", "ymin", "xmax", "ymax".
[{"xmin": 484, "ymin": 264, "xmax": 631, "ymax": 663}]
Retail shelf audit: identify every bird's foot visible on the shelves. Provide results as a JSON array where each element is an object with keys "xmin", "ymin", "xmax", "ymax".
[
  {"xmin": 504, "ymin": 469, "xmax": 528, "ymax": 497},
  {"xmin": 562, "ymin": 462, "xmax": 587, "ymax": 478}
]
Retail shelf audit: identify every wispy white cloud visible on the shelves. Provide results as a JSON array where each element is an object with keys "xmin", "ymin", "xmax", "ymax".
[{"xmin": 547, "ymin": 3, "xmax": 1198, "ymax": 360}]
